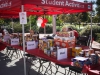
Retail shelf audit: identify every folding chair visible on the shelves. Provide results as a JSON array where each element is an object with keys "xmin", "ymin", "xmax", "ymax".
[{"xmin": 6, "ymin": 46, "xmax": 19, "ymax": 59}]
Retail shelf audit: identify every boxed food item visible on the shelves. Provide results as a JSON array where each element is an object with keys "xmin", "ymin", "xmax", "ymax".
[
  {"xmin": 95, "ymin": 51, "xmax": 100, "ymax": 64},
  {"xmin": 72, "ymin": 57, "xmax": 88, "ymax": 68},
  {"xmin": 48, "ymin": 39, "xmax": 54, "ymax": 47},
  {"xmin": 61, "ymin": 40, "xmax": 69, "ymax": 48},
  {"xmin": 39, "ymin": 40, "xmax": 43, "ymax": 50},
  {"xmin": 72, "ymin": 47, "xmax": 82, "ymax": 57},
  {"xmin": 67, "ymin": 48, "xmax": 72, "ymax": 57},
  {"xmin": 51, "ymin": 50, "xmax": 57, "ymax": 58},
  {"xmin": 54, "ymin": 39, "xmax": 62, "ymax": 46},
  {"xmin": 84, "ymin": 49, "xmax": 94, "ymax": 57},
  {"xmin": 90, "ymin": 53, "xmax": 97, "ymax": 64}
]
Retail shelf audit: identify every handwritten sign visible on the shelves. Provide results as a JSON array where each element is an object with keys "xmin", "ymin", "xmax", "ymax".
[
  {"xmin": 11, "ymin": 38, "xmax": 19, "ymax": 45},
  {"xmin": 27, "ymin": 41, "xmax": 36, "ymax": 50},
  {"xmin": 57, "ymin": 48, "xmax": 67, "ymax": 60}
]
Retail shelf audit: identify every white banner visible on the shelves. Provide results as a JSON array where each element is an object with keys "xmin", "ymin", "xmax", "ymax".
[
  {"xmin": 57, "ymin": 48, "xmax": 67, "ymax": 60},
  {"xmin": 11, "ymin": 38, "xmax": 19, "ymax": 45},
  {"xmin": 19, "ymin": 12, "xmax": 27, "ymax": 24},
  {"xmin": 27, "ymin": 41, "xmax": 36, "ymax": 50}
]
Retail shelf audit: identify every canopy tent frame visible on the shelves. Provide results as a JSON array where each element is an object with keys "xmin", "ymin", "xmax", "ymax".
[
  {"xmin": 0, "ymin": 1, "xmax": 93, "ymax": 75},
  {"xmin": 21, "ymin": 5, "xmax": 27, "ymax": 75}
]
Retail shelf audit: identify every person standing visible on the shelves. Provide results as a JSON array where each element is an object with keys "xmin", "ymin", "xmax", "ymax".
[{"xmin": 68, "ymin": 27, "xmax": 79, "ymax": 43}]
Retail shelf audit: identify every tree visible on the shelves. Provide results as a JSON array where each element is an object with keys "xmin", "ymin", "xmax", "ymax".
[
  {"xmin": 0, "ymin": 18, "xmax": 4, "ymax": 25},
  {"xmin": 28, "ymin": 15, "xmax": 37, "ymax": 31},
  {"xmin": 96, "ymin": 0, "xmax": 100, "ymax": 22}
]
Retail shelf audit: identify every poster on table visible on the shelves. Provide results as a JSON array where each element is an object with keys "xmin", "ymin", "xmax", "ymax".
[
  {"xmin": 0, "ymin": 33, "xmax": 2, "ymax": 36},
  {"xmin": 3, "ymin": 35, "xmax": 11, "ymax": 42},
  {"xmin": 27, "ymin": 41, "xmax": 36, "ymax": 50},
  {"xmin": 11, "ymin": 38, "xmax": 19, "ymax": 45},
  {"xmin": 57, "ymin": 48, "xmax": 67, "ymax": 60},
  {"xmin": 19, "ymin": 12, "xmax": 27, "ymax": 24}
]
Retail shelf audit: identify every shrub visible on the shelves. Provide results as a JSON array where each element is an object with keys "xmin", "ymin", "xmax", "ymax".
[
  {"xmin": 80, "ymin": 25, "xmax": 100, "ymax": 40},
  {"xmin": 95, "ymin": 33, "xmax": 100, "ymax": 43},
  {"xmin": 39, "ymin": 25, "xmax": 53, "ymax": 33},
  {"xmin": 61, "ymin": 25, "xmax": 79, "ymax": 32}
]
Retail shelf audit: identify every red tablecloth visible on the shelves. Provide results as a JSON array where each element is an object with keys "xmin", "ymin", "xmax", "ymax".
[
  {"xmin": 82, "ymin": 64, "xmax": 100, "ymax": 75},
  {"xmin": 0, "ymin": 41, "xmax": 100, "ymax": 74},
  {"xmin": 0, "ymin": 42, "xmax": 6, "ymax": 51}
]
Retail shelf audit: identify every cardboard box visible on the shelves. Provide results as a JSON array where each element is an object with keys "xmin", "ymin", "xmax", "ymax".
[
  {"xmin": 72, "ymin": 57, "xmax": 88, "ymax": 68},
  {"xmin": 67, "ymin": 48, "xmax": 72, "ymax": 57}
]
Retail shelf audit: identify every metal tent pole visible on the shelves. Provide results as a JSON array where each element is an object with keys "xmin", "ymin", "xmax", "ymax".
[
  {"xmin": 11, "ymin": 18, "xmax": 14, "ymax": 31},
  {"xmin": 90, "ymin": 11, "xmax": 93, "ymax": 49},
  {"xmin": 44, "ymin": 15, "xmax": 46, "ymax": 36},
  {"xmin": 52, "ymin": 15, "xmax": 56, "ymax": 34},
  {"xmin": 30, "ymin": 16, "xmax": 31, "ymax": 30},
  {"xmin": 21, "ymin": 5, "xmax": 27, "ymax": 75}
]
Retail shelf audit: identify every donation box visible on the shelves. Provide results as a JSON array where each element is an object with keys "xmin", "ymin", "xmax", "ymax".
[{"xmin": 72, "ymin": 57, "xmax": 88, "ymax": 68}]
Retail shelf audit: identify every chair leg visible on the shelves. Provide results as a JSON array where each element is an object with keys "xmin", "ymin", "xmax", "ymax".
[
  {"xmin": 70, "ymin": 70, "xmax": 73, "ymax": 75},
  {"xmin": 44, "ymin": 62, "xmax": 51, "ymax": 75},
  {"xmin": 67, "ymin": 69, "xmax": 70, "ymax": 75},
  {"xmin": 55, "ymin": 65, "xmax": 59, "ymax": 75}
]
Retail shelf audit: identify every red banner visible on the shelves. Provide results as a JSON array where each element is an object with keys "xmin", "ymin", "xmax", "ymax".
[
  {"xmin": 24, "ymin": 0, "xmax": 92, "ymax": 11},
  {"xmin": 0, "ymin": 0, "xmax": 92, "ymax": 11},
  {"xmin": 0, "ymin": 0, "xmax": 21, "ymax": 10}
]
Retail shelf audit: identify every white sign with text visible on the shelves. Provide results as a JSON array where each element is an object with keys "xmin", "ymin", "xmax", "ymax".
[
  {"xmin": 11, "ymin": 38, "xmax": 19, "ymax": 45},
  {"xmin": 27, "ymin": 41, "xmax": 36, "ymax": 50},
  {"xmin": 57, "ymin": 48, "xmax": 67, "ymax": 60},
  {"xmin": 19, "ymin": 12, "xmax": 27, "ymax": 24},
  {"xmin": 0, "ymin": 33, "xmax": 2, "ymax": 36},
  {"xmin": 3, "ymin": 35, "xmax": 11, "ymax": 42}
]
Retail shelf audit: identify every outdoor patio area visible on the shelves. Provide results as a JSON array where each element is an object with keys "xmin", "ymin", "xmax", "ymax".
[
  {"xmin": 0, "ymin": 49, "xmax": 73, "ymax": 75},
  {"xmin": 0, "ymin": 49, "xmax": 40, "ymax": 75}
]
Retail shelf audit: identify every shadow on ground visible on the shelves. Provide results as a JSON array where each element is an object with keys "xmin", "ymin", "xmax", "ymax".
[{"xmin": 0, "ymin": 51, "xmax": 42, "ymax": 75}]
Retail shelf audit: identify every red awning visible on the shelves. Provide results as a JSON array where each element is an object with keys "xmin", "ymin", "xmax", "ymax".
[{"xmin": 0, "ymin": 0, "xmax": 93, "ymax": 18}]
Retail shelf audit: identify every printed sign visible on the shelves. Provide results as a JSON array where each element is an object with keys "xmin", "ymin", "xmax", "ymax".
[
  {"xmin": 19, "ymin": 12, "xmax": 27, "ymax": 24},
  {"xmin": 0, "ymin": 33, "xmax": 2, "ymax": 36},
  {"xmin": 11, "ymin": 38, "xmax": 19, "ymax": 45},
  {"xmin": 27, "ymin": 41, "xmax": 36, "ymax": 50},
  {"xmin": 3, "ymin": 35, "xmax": 11, "ymax": 42},
  {"xmin": 57, "ymin": 48, "xmax": 67, "ymax": 60}
]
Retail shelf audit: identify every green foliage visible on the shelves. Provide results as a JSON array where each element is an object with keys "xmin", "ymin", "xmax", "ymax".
[
  {"xmin": 39, "ymin": 25, "xmax": 53, "ymax": 33},
  {"xmin": 46, "ymin": 16, "xmax": 52, "ymax": 24},
  {"xmin": 13, "ymin": 22, "xmax": 22, "ymax": 33},
  {"xmin": 96, "ymin": 0, "xmax": 100, "ymax": 20},
  {"xmin": 0, "ymin": 18, "xmax": 4, "ymax": 25},
  {"xmin": 95, "ymin": 33, "xmax": 100, "ymax": 43},
  {"xmin": 81, "ymin": 12, "xmax": 89, "ymax": 22},
  {"xmin": 61, "ymin": 25, "xmax": 79, "ymax": 32},
  {"xmin": 80, "ymin": 25, "xmax": 100, "ymax": 40}
]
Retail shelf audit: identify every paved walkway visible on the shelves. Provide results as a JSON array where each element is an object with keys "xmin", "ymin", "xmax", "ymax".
[
  {"xmin": 0, "ymin": 49, "xmax": 42, "ymax": 75},
  {"xmin": 0, "ymin": 49, "xmax": 86, "ymax": 75}
]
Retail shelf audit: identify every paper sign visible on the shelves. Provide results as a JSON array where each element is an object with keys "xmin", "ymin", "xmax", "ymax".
[
  {"xmin": 3, "ymin": 35, "xmax": 11, "ymax": 42},
  {"xmin": 0, "ymin": 33, "xmax": 2, "ymax": 36},
  {"xmin": 19, "ymin": 12, "xmax": 27, "ymax": 24},
  {"xmin": 11, "ymin": 38, "xmax": 19, "ymax": 45},
  {"xmin": 27, "ymin": 41, "xmax": 36, "ymax": 50},
  {"xmin": 57, "ymin": 48, "xmax": 67, "ymax": 60}
]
